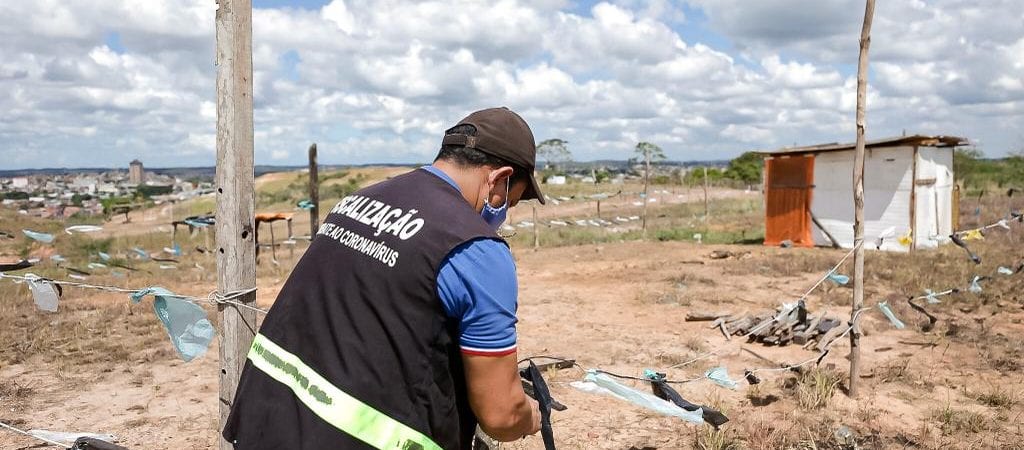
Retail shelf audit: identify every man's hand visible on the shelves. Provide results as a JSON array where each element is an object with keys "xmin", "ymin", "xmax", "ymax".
[
  {"xmin": 527, "ymin": 396, "xmax": 541, "ymax": 436},
  {"xmin": 463, "ymin": 352, "xmax": 540, "ymax": 441}
]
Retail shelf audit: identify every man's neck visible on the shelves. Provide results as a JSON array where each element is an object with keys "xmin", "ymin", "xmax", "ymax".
[{"xmin": 431, "ymin": 160, "xmax": 483, "ymax": 211}]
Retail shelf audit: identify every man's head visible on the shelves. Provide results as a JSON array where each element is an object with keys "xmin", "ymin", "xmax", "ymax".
[{"xmin": 434, "ymin": 107, "xmax": 545, "ymax": 211}]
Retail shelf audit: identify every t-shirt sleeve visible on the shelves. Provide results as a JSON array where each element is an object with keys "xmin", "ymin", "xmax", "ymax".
[{"xmin": 436, "ymin": 238, "xmax": 518, "ymax": 356}]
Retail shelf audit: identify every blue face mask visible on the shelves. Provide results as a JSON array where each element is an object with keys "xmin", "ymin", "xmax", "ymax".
[{"xmin": 481, "ymin": 179, "xmax": 510, "ymax": 230}]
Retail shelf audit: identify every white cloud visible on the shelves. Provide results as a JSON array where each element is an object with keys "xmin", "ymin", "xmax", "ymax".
[{"xmin": 0, "ymin": 0, "xmax": 1021, "ymax": 170}]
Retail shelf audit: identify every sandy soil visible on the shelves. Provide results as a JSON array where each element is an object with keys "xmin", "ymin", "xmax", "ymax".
[{"xmin": 3, "ymin": 235, "xmax": 1022, "ymax": 449}]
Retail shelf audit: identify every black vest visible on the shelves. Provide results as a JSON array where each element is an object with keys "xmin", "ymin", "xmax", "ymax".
[{"xmin": 224, "ymin": 168, "xmax": 503, "ymax": 450}]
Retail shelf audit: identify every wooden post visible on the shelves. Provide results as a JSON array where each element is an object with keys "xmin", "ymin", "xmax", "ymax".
[
  {"xmin": 215, "ymin": 0, "xmax": 257, "ymax": 447},
  {"xmin": 596, "ymin": 200, "xmax": 601, "ymax": 219},
  {"xmin": 532, "ymin": 204, "xmax": 539, "ymax": 249},
  {"xmin": 308, "ymin": 143, "xmax": 320, "ymax": 237},
  {"xmin": 642, "ymin": 150, "xmax": 650, "ymax": 239},
  {"xmin": 849, "ymin": 0, "xmax": 875, "ymax": 399},
  {"xmin": 910, "ymin": 146, "xmax": 919, "ymax": 252},
  {"xmin": 703, "ymin": 166, "xmax": 709, "ymax": 223}
]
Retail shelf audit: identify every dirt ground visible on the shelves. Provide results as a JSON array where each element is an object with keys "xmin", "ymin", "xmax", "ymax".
[{"xmin": 2, "ymin": 177, "xmax": 1022, "ymax": 449}]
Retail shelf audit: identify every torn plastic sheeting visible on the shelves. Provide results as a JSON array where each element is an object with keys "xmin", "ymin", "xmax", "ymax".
[
  {"xmin": 131, "ymin": 247, "xmax": 150, "ymax": 259},
  {"xmin": 961, "ymin": 229, "xmax": 984, "ymax": 241},
  {"xmin": 874, "ymin": 226, "xmax": 896, "ymax": 249},
  {"xmin": 924, "ymin": 289, "xmax": 941, "ymax": 304},
  {"xmin": 98, "ymin": 252, "xmax": 111, "ymax": 261},
  {"xmin": 159, "ymin": 264, "xmax": 177, "ymax": 270},
  {"xmin": 50, "ymin": 254, "xmax": 66, "ymax": 263},
  {"xmin": 827, "ymin": 273, "xmax": 850, "ymax": 285},
  {"xmin": 64, "ymin": 225, "xmax": 103, "ymax": 234},
  {"xmin": 23, "ymin": 273, "xmax": 61, "ymax": 312},
  {"xmin": 576, "ymin": 371, "xmax": 704, "ymax": 424},
  {"xmin": 997, "ymin": 267, "xmax": 1014, "ymax": 276},
  {"xmin": 968, "ymin": 276, "xmax": 983, "ymax": 293},
  {"xmin": 28, "ymin": 430, "xmax": 117, "ymax": 447},
  {"xmin": 704, "ymin": 367, "xmax": 738, "ymax": 390},
  {"xmin": 877, "ymin": 301, "xmax": 906, "ymax": 329},
  {"xmin": 87, "ymin": 262, "xmax": 107, "ymax": 270},
  {"xmin": 130, "ymin": 287, "xmax": 215, "ymax": 362},
  {"xmin": 22, "ymin": 229, "xmax": 55, "ymax": 243},
  {"xmin": 297, "ymin": 199, "xmax": 315, "ymax": 210},
  {"xmin": 68, "ymin": 274, "xmax": 88, "ymax": 280}
]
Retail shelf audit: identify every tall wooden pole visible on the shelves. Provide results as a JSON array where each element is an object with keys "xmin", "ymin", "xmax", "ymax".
[
  {"xmin": 215, "ymin": 0, "xmax": 257, "ymax": 447},
  {"xmin": 849, "ymin": 0, "xmax": 875, "ymax": 399},
  {"xmin": 532, "ymin": 205, "xmax": 539, "ymax": 249},
  {"xmin": 308, "ymin": 143, "xmax": 320, "ymax": 237},
  {"xmin": 642, "ymin": 150, "xmax": 650, "ymax": 239},
  {"xmin": 703, "ymin": 166, "xmax": 709, "ymax": 223}
]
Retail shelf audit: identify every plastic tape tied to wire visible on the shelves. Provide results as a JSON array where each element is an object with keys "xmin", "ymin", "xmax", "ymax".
[
  {"xmin": 130, "ymin": 287, "xmax": 215, "ymax": 362},
  {"xmin": 573, "ymin": 370, "xmax": 704, "ymax": 424}
]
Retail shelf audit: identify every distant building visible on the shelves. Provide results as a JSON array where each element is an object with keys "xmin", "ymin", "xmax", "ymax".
[
  {"xmin": 11, "ymin": 177, "xmax": 28, "ymax": 189},
  {"xmin": 129, "ymin": 159, "xmax": 145, "ymax": 184},
  {"xmin": 761, "ymin": 134, "xmax": 965, "ymax": 251}
]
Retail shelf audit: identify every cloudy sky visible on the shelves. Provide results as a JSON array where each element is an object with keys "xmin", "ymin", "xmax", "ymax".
[{"xmin": 1, "ymin": 0, "xmax": 1022, "ymax": 169}]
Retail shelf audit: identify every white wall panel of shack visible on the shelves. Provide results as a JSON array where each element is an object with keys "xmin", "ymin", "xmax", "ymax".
[{"xmin": 810, "ymin": 146, "xmax": 914, "ymax": 251}]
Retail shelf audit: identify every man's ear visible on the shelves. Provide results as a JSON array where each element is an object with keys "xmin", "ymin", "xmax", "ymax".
[{"xmin": 488, "ymin": 166, "xmax": 515, "ymax": 189}]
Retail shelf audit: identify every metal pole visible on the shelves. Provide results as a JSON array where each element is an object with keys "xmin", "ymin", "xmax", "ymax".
[
  {"xmin": 215, "ymin": 0, "xmax": 257, "ymax": 446},
  {"xmin": 849, "ymin": 0, "xmax": 875, "ymax": 398}
]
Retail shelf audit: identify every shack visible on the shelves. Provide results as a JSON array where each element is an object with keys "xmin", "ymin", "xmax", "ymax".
[{"xmin": 762, "ymin": 135, "xmax": 967, "ymax": 251}]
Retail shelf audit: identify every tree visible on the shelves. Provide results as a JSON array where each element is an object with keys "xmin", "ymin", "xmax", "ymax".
[
  {"xmin": 634, "ymin": 142, "xmax": 664, "ymax": 238},
  {"xmin": 722, "ymin": 151, "xmax": 764, "ymax": 184},
  {"xmin": 634, "ymin": 141, "xmax": 666, "ymax": 165},
  {"xmin": 536, "ymin": 138, "xmax": 572, "ymax": 170}
]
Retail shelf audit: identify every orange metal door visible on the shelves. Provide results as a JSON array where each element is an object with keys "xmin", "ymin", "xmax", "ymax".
[{"xmin": 764, "ymin": 155, "xmax": 814, "ymax": 247}]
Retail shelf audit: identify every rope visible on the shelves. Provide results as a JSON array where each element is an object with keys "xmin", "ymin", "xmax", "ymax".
[
  {"xmin": 0, "ymin": 419, "xmax": 66, "ymax": 448},
  {"xmin": 0, "ymin": 273, "xmax": 268, "ymax": 314}
]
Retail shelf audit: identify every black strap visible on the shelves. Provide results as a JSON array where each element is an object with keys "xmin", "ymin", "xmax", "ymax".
[
  {"xmin": 0, "ymin": 259, "xmax": 33, "ymax": 273},
  {"xmin": 521, "ymin": 361, "xmax": 556, "ymax": 450},
  {"xmin": 69, "ymin": 437, "xmax": 131, "ymax": 450},
  {"xmin": 646, "ymin": 373, "xmax": 729, "ymax": 428},
  {"xmin": 949, "ymin": 233, "xmax": 981, "ymax": 264}
]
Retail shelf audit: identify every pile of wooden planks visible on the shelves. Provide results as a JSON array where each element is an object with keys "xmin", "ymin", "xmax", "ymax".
[{"xmin": 686, "ymin": 304, "xmax": 848, "ymax": 351}]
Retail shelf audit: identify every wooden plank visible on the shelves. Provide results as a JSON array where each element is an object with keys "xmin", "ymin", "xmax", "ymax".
[
  {"xmin": 810, "ymin": 212, "xmax": 841, "ymax": 249},
  {"xmin": 308, "ymin": 143, "xmax": 320, "ymax": 236},
  {"xmin": 215, "ymin": 1, "xmax": 258, "ymax": 448},
  {"xmin": 849, "ymin": 0, "xmax": 875, "ymax": 399},
  {"xmin": 686, "ymin": 311, "xmax": 731, "ymax": 322}
]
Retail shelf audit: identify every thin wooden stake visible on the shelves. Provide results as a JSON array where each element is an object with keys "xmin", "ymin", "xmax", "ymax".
[
  {"xmin": 849, "ymin": 0, "xmax": 875, "ymax": 399},
  {"xmin": 532, "ymin": 204, "xmax": 539, "ymax": 249},
  {"xmin": 308, "ymin": 143, "xmax": 320, "ymax": 237},
  {"xmin": 642, "ymin": 150, "xmax": 650, "ymax": 239},
  {"xmin": 703, "ymin": 166, "xmax": 709, "ymax": 223},
  {"xmin": 215, "ymin": 0, "xmax": 257, "ymax": 447}
]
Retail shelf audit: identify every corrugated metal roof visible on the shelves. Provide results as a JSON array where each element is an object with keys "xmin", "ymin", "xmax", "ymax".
[{"xmin": 763, "ymin": 135, "xmax": 967, "ymax": 156}]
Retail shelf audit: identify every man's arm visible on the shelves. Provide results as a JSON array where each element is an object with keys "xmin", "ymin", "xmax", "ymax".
[
  {"xmin": 436, "ymin": 238, "xmax": 540, "ymax": 441},
  {"xmin": 463, "ymin": 353, "xmax": 540, "ymax": 441}
]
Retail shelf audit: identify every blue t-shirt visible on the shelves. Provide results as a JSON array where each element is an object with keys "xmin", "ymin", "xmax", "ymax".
[{"xmin": 422, "ymin": 165, "xmax": 518, "ymax": 356}]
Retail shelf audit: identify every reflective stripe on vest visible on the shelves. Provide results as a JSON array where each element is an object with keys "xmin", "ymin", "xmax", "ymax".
[{"xmin": 247, "ymin": 334, "xmax": 443, "ymax": 450}]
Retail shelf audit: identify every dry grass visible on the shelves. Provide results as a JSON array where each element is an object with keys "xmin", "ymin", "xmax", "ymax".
[
  {"xmin": 930, "ymin": 405, "xmax": 991, "ymax": 435},
  {"xmin": 792, "ymin": 368, "xmax": 843, "ymax": 410},
  {"xmin": 974, "ymin": 386, "xmax": 1018, "ymax": 409}
]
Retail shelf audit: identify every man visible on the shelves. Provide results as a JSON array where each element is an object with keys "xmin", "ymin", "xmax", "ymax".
[{"xmin": 224, "ymin": 107, "xmax": 545, "ymax": 449}]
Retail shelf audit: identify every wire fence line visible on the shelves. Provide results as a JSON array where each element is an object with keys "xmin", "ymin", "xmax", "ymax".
[
  {"xmin": 0, "ymin": 419, "xmax": 68, "ymax": 448},
  {"xmin": 0, "ymin": 273, "xmax": 266, "ymax": 314}
]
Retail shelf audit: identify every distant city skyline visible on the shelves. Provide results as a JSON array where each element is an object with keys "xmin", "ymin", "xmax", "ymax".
[{"xmin": 2, "ymin": 1, "xmax": 1022, "ymax": 170}]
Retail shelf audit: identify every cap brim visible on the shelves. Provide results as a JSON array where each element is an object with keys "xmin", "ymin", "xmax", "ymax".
[{"xmin": 522, "ymin": 170, "xmax": 546, "ymax": 205}]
